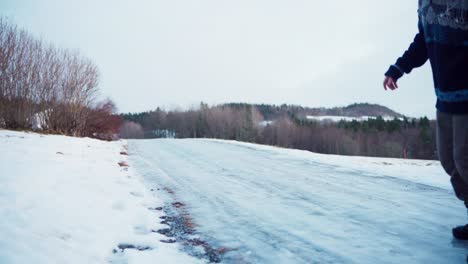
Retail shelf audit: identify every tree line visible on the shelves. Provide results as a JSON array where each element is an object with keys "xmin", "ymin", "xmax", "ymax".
[
  {"xmin": 121, "ymin": 103, "xmax": 437, "ymax": 160},
  {"xmin": 0, "ymin": 17, "xmax": 120, "ymax": 139}
]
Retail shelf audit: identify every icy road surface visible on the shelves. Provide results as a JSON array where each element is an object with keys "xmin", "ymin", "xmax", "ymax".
[{"xmin": 129, "ymin": 139, "xmax": 468, "ymax": 264}]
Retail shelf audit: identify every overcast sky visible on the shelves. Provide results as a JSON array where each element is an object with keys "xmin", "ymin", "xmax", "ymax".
[{"xmin": 1, "ymin": 0, "xmax": 435, "ymax": 117}]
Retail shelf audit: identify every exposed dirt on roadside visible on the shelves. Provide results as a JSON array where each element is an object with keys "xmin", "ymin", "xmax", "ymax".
[{"xmin": 150, "ymin": 186, "xmax": 235, "ymax": 263}]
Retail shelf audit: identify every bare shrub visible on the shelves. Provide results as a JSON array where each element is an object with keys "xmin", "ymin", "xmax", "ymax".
[
  {"xmin": 119, "ymin": 121, "xmax": 144, "ymax": 139},
  {"xmin": 84, "ymin": 99, "xmax": 122, "ymax": 140}
]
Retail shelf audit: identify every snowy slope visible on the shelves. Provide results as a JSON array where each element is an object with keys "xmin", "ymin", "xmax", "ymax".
[
  {"xmin": 0, "ymin": 130, "xmax": 204, "ymax": 264},
  {"xmin": 306, "ymin": 115, "xmax": 402, "ymax": 122},
  {"xmin": 129, "ymin": 138, "xmax": 468, "ymax": 264}
]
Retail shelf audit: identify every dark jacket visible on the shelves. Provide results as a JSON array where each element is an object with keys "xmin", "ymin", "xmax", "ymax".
[{"xmin": 385, "ymin": 0, "xmax": 468, "ymax": 114}]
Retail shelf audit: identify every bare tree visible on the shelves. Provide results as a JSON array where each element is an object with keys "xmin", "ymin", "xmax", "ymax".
[{"xmin": 0, "ymin": 17, "xmax": 101, "ymax": 137}]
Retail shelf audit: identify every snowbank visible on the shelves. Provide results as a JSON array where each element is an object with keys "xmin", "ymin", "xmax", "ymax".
[{"xmin": 0, "ymin": 130, "xmax": 203, "ymax": 264}]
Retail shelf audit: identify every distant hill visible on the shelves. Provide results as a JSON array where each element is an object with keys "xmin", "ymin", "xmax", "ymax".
[
  {"xmin": 121, "ymin": 102, "xmax": 435, "ymax": 159},
  {"xmin": 223, "ymin": 102, "xmax": 405, "ymax": 121},
  {"xmin": 308, "ymin": 103, "xmax": 405, "ymax": 118}
]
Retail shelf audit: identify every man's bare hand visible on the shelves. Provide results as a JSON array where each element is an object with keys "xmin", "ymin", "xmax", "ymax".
[{"xmin": 383, "ymin": 76, "xmax": 398, "ymax": 90}]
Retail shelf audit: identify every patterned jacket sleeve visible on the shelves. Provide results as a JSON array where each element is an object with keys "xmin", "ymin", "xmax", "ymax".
[{"xmin": 385, "ymin": 19, "xmax": 428, "ymax": 80}]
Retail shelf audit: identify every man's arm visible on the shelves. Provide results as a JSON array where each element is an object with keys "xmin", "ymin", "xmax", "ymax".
[{"xmin": 384, "ymin": 20, "xmax": 428, "ymax": 90}]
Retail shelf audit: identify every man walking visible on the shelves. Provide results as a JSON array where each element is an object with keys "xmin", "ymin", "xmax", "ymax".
[{"xmin": 383, "ymin": 0, "xmax": 468, "ymax": 239}]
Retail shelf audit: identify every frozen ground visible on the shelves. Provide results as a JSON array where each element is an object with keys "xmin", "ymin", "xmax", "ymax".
[
  {"xmin": 0, "ymin": 130, "xmax": 204, "ymax": 264},
  {"xmin": 2, "ymin": 130, "xmax": 466, "ymax": 264},
  {"xmin": 129, "ymin": 138, "xmax": 468, "ymax": 264}
]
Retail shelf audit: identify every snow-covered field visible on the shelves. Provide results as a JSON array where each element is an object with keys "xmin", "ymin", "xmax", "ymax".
[
  {"xmin": 130, "ymin": 138, "xmax": 468, "ymax": 264},
  {"xmin": 306, "ymin": 115, "xmax": 402, "ymax": 122},
  {"xmin": 0, "ymin": 130, "xmax": 203, "ymax": 264}
]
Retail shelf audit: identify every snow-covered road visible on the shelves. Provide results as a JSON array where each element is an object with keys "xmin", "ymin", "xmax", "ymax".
[{"xmin": 129, "ymin": 139, "xmax": 468, "ymax": 264}]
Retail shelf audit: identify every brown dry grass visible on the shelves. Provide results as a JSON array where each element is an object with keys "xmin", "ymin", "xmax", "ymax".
[
  {"xmin": 118, "ymin": 161, "xmax": 129, "ymax": 167},
  {"xmin": 172, "ymin": 201, "xmax": 185, "ymax": 208},
  {"xmin": 216, "ymin": 247, "xmax": 233, "ymax": 254},
  {"xmin": 181, "ymin": 215, "xmax": 196, "ymax": 229},
  {"xmin": 163, "ymin": 187, "xmax": 175, "ymax": 195}
]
